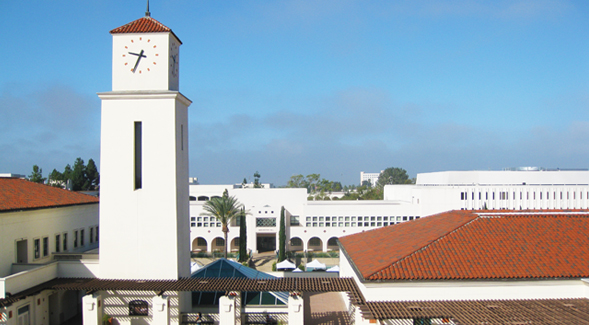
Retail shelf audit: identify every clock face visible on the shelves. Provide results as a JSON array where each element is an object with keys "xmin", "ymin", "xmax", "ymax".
[
  {"xmin": 170, "ymin": 41, "xmax": 179, "ymax": 78},
  {"xmin": 121, "ymin": 37, "xmax": 160, "ymax": 74}
]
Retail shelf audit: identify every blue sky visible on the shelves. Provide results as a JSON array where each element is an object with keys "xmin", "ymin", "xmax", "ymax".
[{"xmin": 1, "ymin": 0, "xmax": 588, "ymax": 185}]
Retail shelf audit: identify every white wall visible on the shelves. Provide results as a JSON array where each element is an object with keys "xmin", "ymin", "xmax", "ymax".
[
  {"xmin": 99, "ymin": 92, "xmax": 191, "ymax": 280},
  {"xmin": 416, "ymin": 170, "xmax": 589, "ymax": 186},
  {"xmin": 0, "ymin": 204, "xmax": 99, "ymax": 278}
]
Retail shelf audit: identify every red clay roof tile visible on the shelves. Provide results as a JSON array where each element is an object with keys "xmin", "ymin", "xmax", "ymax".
[
  {"xmin": 111, "ymin": 16, "xmax": 171, "ymax": 34},
  {"xmin": 339, "ymin": 210, "xmax": 589, "ymax": 281},
  {"xmin": 110, "ymin": 16, "xmax": 182, "ymax": 43},
  {"xmin": 0, "ymin": 178, "xmax": 98, "ymax": 212}
]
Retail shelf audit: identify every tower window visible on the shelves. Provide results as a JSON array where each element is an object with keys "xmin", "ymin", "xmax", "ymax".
[{"xmin": 134, "ymin": 121, "xmax": 142, "ymax": 189}]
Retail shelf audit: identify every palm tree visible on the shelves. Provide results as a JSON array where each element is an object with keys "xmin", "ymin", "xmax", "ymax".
[{"xmin": 200, "ymin": 190, "xmax": 245, "ymax": 259}]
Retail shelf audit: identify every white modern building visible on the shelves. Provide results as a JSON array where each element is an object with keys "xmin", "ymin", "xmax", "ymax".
[
  {"xmin": 190, "ymin": 169, "xmax": 589, "ymax": 255},
  {"xmin": 360, "ymin": 171, "xmax": 382, "ymax": 186}
]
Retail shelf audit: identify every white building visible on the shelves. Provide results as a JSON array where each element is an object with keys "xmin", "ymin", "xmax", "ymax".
[
  {"xmin": 360, "ymin": 171, "xmax": 382, "ymax": 186},
  {"xmin": 338, "ymin": 209, "xmax": 589, "ymax": 324},
  {"xmin": 190, "ymin": 169, "xmax": 589, "ymax": 255},
  {"xmin": 0, "ymin": 178, "xmax": 99, "ymax": 325}
]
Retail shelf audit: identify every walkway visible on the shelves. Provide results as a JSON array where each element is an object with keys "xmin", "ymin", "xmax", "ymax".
[{"xmin": 305, "ymin": 292, "xmax": 352, "ymax": 325}]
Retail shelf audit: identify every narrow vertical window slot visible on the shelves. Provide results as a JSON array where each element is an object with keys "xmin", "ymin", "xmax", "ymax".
[
  {"xmin": 181, "ymin": 124, "xmax": 184, "ymax": 151},
  {"xmin": 135, "ymin": 121, "xmax": 142, "ymax": 189}
]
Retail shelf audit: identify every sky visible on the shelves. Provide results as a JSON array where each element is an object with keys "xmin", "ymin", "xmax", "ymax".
[{"xmin": 1, "ymin": 0, "xmax": 588, "ymax": 186}]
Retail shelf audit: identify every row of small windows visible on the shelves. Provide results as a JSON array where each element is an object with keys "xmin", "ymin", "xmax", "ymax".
[
  {"xmin": 303, "ymin": 216, "xmax": 418, "ymax": 228},
  {"xmin": 461, "ymin": 190, "xmax": 589, "ymax": 201},
  {"xmin": 306, "ymin": 221, "xmax": 398, "ymax": 227},
  {"xmin": 305, "ymin": 216, "xmax": 414, "ymax": 222},
  {"xmin": 34, "ymin": 226, "xmax": 99, "ymax": 259},
  {"xmin": 190, "ymin": 215, "xmax": 419, "ymax": 228}
]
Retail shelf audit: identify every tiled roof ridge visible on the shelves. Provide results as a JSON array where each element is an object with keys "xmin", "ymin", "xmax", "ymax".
[
  {"xmin": 476, "ymin": 209, "xmax": 589, "ymax": 217},
  {"xmin": 110, "ymin": 16, "xmax": 171, "ymax": 34},
  {"xmin": 0, "ymin": 178, "xmax": 98, "ymax": 212},
  {"xmin": 367, "ymin": 211, "xmax": 480, "ymax": 279}
]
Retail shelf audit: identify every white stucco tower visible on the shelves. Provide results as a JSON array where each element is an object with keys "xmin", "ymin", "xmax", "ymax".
[{"xmin": 98, "ymin": 13, "xmax": 191, "ymax": 280}]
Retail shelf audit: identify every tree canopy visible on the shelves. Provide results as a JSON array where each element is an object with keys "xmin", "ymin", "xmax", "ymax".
[
  {"xmin": 28, "ymin": 165, "xmax": 46, "ymax": 184},
  {"xmin": 376, "ymin": 167, "xmax": 413, "ymax": 189},
  {"xmin": 48, "ymin": 158, "xmax": 100, "ymax": 191}
]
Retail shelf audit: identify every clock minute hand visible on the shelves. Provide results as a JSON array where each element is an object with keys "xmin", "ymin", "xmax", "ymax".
[{"xmin": 130, "ymin": 49, "xmax": 146, "ymax": 73}]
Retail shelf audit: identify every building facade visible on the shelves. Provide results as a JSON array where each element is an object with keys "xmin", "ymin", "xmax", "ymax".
[{"xmin": 190, "ymin": 169, "xmax": 589, "ymax": 254}]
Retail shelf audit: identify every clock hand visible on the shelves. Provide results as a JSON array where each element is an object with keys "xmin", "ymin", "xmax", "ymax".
[{"xmin": 131, "ymin": 49, "xmax": 146, "ymax": 73}]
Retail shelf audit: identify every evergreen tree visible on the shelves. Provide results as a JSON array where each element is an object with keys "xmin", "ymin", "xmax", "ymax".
[
  {"xmin": 28, "ymin": 165, "xmax": 46, "ymax": 184},
  {"xmin": 48, "ymin": 169, "xmax": 64, "ymax": 187},
  {"xmin": 253, "ymin": 171, "xmax": 261, "ymax": 188},
  {"xmin": 238, "ymin": 207, "xmax": 247, "ymax": 262},
  {"xmin": 84, "ymin": 158, "xmax": 100, "ymax": 190},
  {"xmin": 71, "ymin": 158, "xmax": 86, "ymax": 191},
  {"xmin": 278, "ymin": 206, "xmax": 286, "ymax": 262}
]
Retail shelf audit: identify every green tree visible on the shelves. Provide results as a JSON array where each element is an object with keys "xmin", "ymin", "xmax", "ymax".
[
  {"xmin": 376, "ymin": 167, "xmax": 411, "ymax": 189},
  {"xmin": 200, "ymin": 189, "xmax": 245, "ymax": 259},
  {"xmin": 238, "ymin": 207, "xmax": 248, "ymax": 262},
  {"xmin": 48, "ymin": 169, "xmax": 64, "ymax": 187},
  {"xmin": 63, "ymin": 164, "xmax": 73, "ymax": 184},
  {"xmin": 306, "ymin": 173, "xmax": 320, "ymax": 192},
  {"xmin": 286, "ymin": 174, "xmax": 307, "ymax": 189},
  {"xmin": 28, "ymin": 165, "xmax": 46, "ymax": 184},
  {"xmin": 70, "ymin": 158, "xmax": 87, "ymax": 191},
  {"xmin": 253, "ymin": 171, "xmax": 261, "ymax": 188},
  {"xmin": 278, "ymin": 206, "xmax": 286, "ymax": 262},
  {"xmin": 84, "ymin": 158, "xmax": 100, "ymax": 190}
]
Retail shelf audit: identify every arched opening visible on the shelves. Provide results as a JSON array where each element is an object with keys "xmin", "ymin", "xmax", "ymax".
[
  {"xmin": 307, "ymin": 237, "xmax": 323, "ymax": 252},
  {"xmin": 212, "ymin": 237, "xmax": 225, "ymax": 253},
  {"xmin": 327, "ymin": 237, "xmax": 339, "ymax": 251},
  {"xmin": 230, "ymin": 237, "xmax": 240, "ymax": 252},
  {"xmin": 192, "ymin": 237, "xmax": 207, "ymax": 252},
  {"xmin": 189, "ymin": 196, "xmax": 197, "ymax": 201},
  {"xmin": 198, "ymin": 196, "xmax": 209, "ymax": 201},
  {"xmin": 289, "ymin": 237, "xmax": 303, "ymax": 252}
]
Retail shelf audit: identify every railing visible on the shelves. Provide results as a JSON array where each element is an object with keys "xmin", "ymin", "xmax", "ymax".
[{"xmin": 244, "ymin": 312, "xmax": 288, "ymax": 324}]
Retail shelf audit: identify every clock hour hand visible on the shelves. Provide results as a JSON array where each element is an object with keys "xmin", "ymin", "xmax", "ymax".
[{"xmin": 129, "ymin": 50, "xmax": 146, "ymax": 73}]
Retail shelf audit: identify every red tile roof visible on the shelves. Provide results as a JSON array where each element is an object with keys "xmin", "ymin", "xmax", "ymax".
[
  {"xmin": 110, "ymin": 16, "xmax": 182, "ymax": 44},
  {"xmin": 339, "ymin": 210, "xmax": 589, "ymax": 281},
  {"xmin": 0, "ymin": 178, "xmax": 98, "ymax": 212}
]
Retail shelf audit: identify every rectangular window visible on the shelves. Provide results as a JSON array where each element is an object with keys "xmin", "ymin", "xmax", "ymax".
[
  {"xmin": 96, "ymin": 226, "xmax": 99, "ymax": 243},
  {"xmin": 290, "ymin": 215, "xmax": 300, "ymax": 226},
  {"xmin": 81, "ymin": 229, "xmax": 85, "ymax": 246},
  {"xmin": 63, "ymin": 233, "xmax": 68, "ymax": 251},
  {"xmin": 43, "ymin": 237, "xmax": 49, "ymax": 257},
  {"xmin": 74, "ymin": 230, "xmax": 78, "ymax": 248},
  {"xmin": 55, "ymin": 234, "xmax": 60, "ymax": 253},
  {"xmin": 181, "ymin": 124, "xmax": 184, "ymax": 150},
  {"xmin": 134, "ymin": 121, "xmax": 142, "ymax": 189},
  {"xmin": 90, "ymin": 228, "xmax": 94, "ymax": 244},
  {"xmin": 34, "ymin": 239, "xmax": 40, "ymax": 259}
]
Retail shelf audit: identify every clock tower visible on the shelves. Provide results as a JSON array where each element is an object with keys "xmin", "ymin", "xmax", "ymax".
[{"xmin": 98, "ymin": 11, "xmax": 191, "ymax": 283}]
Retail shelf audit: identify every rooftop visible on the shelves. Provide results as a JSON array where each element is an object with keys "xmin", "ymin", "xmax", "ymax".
[
  {"xmin": 339, "ymin": 210, "xmax": 589, "ymax": 281},
  {"xmin": 0, "ymin": 178, "xmax": 98, "ymax": 212}
]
